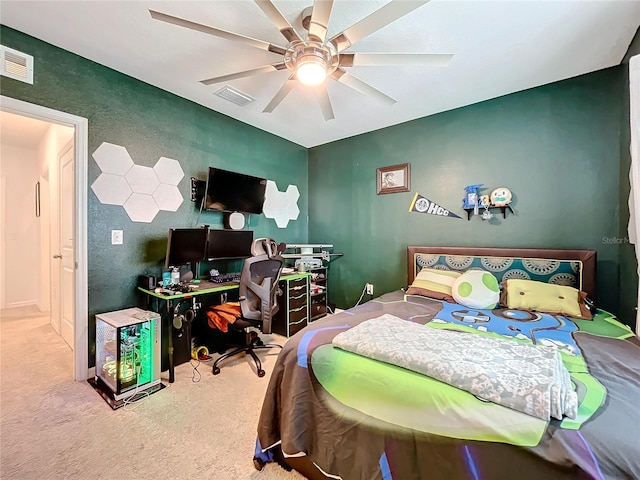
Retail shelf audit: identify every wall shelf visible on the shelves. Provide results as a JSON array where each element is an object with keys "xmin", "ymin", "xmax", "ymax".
[{"xmin": 464, "ymin": 205, "xmax": 514, "ymax": 220}]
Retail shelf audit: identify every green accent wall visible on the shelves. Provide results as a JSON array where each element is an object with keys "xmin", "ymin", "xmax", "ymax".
[
  {"xmin": 0, "ymin": 26, "xmax": 308, "ymax": 364},
  {"xmin": 309, "ymin": 68, "xmax": 629, "ymax": 326}
]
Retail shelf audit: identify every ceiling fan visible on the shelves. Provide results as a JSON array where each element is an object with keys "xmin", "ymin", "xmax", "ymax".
[{"xmin": 149, "ymin": 0, "xmax": 452, "ymax": 121}]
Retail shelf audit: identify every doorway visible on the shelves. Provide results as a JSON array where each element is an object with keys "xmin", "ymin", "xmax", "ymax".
[{"xmin": 0, "ymin": 96, "xmax": 88, "ymax": 381}]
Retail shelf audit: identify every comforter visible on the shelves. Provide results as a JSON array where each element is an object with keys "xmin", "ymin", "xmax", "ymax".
[{"xmin": 257, "ymin": 291, "xmax": 640, "ymax": 479}]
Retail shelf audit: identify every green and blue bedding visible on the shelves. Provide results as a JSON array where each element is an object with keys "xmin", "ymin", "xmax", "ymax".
[{"xmin": 257, "ymin": 291, "xmax": 639, "ymax": 479}]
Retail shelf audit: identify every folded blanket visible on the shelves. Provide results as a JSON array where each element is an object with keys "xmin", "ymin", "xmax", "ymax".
[{"xmin": 332, "ymin": 314, "xmax": 577, "ymax": 420}]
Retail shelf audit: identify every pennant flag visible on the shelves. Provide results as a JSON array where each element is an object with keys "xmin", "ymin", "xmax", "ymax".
[{"xmin": 409, "ymin": 193, "xmax": 461, "ymax": 219}]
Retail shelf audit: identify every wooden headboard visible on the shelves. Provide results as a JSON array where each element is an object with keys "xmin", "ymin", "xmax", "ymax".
[{"xmin": 407, "ymin": 246, "xmax": 597, "ymax": 300}]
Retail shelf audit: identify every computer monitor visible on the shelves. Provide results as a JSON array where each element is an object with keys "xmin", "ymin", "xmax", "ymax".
[
  {"xmin": 164, "ymin": 228, "xmax": 208, "ymax": 269},
  {"xmin": 206, "ymin": 229, "xmax": 254, "ymax": 260}
]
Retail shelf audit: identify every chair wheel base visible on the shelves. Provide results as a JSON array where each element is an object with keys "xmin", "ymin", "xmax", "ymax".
[
  {"xmin": 212, "ymin": 367, "xmax": 221, "ymax": 375},
  {"xmin": 257, "ymin": 369, "xmax": 266, "ymax": 377}
]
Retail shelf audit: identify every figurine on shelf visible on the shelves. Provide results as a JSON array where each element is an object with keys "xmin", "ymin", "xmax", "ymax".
[
  {"xmin": 463, "ymin": 184, "xmax": 484, "ymax": 215},
  {"xmin": 480, "ymin": 195, "xmax": 493, "ymax": 220},
  {"xmin": 490, "ymin": 187, "xmax": 512, "ymax": 207}
]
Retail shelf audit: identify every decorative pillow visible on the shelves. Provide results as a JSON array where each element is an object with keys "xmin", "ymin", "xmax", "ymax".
[
  {"xmin": 451, "ymin": 270, "xmax": 500, "ymax": 309},
  {"xmin": 500, "ymin": 279, "xmax": 592, "ymax": 320},
  {"xmin": 407, "ymin": 268, "xmax": 462, "ymax": 302}
]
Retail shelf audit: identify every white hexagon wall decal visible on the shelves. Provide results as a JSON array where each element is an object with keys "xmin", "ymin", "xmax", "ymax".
[
  {"xmin": 154, "ymin": 157, "xmax": 184, "ymax": 186},
  {"xmin": 263, "ymin": 191, "xmax": 286, "ymax": 218},
  {"xmin": 263, "ymin": 180, "xmax": 300, "ymax": 228},
  {"xmin": 265, "ymin": 179, "xmax": 279, "ymax": 198},
  {"xmin": 125, "ymin": 165, "xmax": 160, "ymax": 195},
  {"xmin": 274, "ymin": 212, "xmax": 290, "ymax": 228},
  {"xmin": 91, "ymin": 143, "xmax": 187, "ymax": 222},
  {"xmin": 153, "ymin": 184, "xmax": 183, "ymax": 212},
  {"xmin": 123, "ymin": 193, "xmax": 160, "ymax": 223},
  {"xmin": 285, "ymin": 201, "xmax": 300, "ymax": 221},
  {"xmin": 91, "ymin": 173, "xmax": 132, "ymax": 205},
  {"xmin": 92, "ymin": 142, "xmax": 134, "ymax": 175},
  {"xmin": 285, "ymin": 184, "xmax": 300, "ymax": 203}
]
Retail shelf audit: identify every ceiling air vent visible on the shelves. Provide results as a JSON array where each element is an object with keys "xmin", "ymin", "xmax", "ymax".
[
  {"xmin": 0, "ymin": 45, "xmax": 34, "ymax": 84},
  {"xmin": 215, "ymin": 85, "xmax": 255, "ymax": 106}
]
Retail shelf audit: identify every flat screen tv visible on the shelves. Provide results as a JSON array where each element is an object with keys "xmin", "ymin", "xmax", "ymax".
[
  {"xmin": 204, "ymin": 167, "xmax": 267, "ymax": 214},
  {"xmin": 206, "ymin": 229, "xmax": 254, "ymax": 260},
  {"xmin": 164, "ymin": 228, "xmax": 208, "ymax": 268}
]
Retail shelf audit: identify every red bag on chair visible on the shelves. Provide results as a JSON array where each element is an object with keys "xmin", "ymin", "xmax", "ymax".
[{"xmin": 206, "ymin": 303, "xmax": 241, "ymax": 333}]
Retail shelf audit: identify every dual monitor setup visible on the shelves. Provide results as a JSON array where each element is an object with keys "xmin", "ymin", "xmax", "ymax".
[{"xmin": 164, "ymin": 227, "xmax": 254, "ymax": 284}]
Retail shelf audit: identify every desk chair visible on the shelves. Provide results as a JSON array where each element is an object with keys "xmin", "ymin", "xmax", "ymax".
[{"xmin": 210, "ymin": 238, "xmax": 284, "ymax": 377}]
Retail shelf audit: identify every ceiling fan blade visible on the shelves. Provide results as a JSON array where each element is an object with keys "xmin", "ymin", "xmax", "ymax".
[
  {"xmin": 329, "ymin": 0, "xmax": 430, "ymax": 52},
  {"xmin": 254, "ymin": 0, "xmax": 302, "ymax": 43},
  {"xmin": 340, "ymin": 53, "xmax": 453, "ymax": 67},
  {"xmin": 200, "ymin": 63, "xmax": 287, "ymax": 86},
  {"xmin": 308, "ymin": 0, "xmax": 334, "ymax": 43},
  {"xmin": 149, "ymin": 9, "xmax": 286, "ymax": 56},
  {"xmin": 263, "ymin": 77, "xmax": 296, "ymax": 113},
  {"xmin": 314, "ymin": 85, "xmax": 335, "ymax": 121},
  {"xmin": 331, "ymin": 69, "xmax": 396, "ymax": 105}
]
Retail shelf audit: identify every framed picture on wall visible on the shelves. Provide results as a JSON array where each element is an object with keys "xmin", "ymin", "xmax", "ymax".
[{"xmin": 376, "ymin": 163, "xmax": 410, "ymax": 195}]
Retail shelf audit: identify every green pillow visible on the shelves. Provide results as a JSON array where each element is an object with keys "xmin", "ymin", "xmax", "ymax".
[
  {"xmin": 451, "ymin": 270, "xmax": 500, "ymax": 309},
  {"xmin": 407, "ymin": 268, "xmax": 461, "ymax": 302}
]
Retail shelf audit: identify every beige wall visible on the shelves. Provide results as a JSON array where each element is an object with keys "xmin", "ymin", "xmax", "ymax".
[
  {"xmin": 0, "ymin": 121, "xmax": 72, "ymax": 311},
  {"xmin": 0, "ymin": 143, "xmax": 39, "ymax": 308}
]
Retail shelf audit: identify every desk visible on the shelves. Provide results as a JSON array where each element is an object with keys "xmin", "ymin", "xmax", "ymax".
[
  {"xmin": 138, "ymin": 281, "xmax": 239, "ymax": 383},
  {"xmin": 138, "ymin": 274, "xmax": 308, "ymax": 382}
]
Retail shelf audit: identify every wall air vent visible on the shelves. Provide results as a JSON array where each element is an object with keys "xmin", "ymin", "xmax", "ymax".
[
  {"xmin": 0, "ymin": 45, "xmax": 34, "ymax": 84},
  {"xmin": 214, "ymin": 85, "xmax": 255, "ymax": 106}
]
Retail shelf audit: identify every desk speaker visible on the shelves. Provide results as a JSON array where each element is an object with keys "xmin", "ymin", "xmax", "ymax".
[{"xmin": 138, "ymin": 275, "xmax": 156, "ymax": 290}]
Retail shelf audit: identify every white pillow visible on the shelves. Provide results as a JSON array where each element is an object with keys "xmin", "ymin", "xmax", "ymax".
[{"xmin": 452, "ymin": 270, "xmax": 500, "ymax": 309}]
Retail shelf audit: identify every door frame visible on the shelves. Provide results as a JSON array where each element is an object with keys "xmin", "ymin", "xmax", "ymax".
[
  {"xmin": 0, "ymin": 176, "xmax": 5, "ymax": 310},
  {"xmin": 1, "ymin": 95, "xmax": 89, "ymax": 381}
]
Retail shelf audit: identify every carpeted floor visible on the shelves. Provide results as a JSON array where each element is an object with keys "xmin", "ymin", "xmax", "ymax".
[{"xmin": 0, "ymin": 306, "xmax": 305, "ymax": 480}]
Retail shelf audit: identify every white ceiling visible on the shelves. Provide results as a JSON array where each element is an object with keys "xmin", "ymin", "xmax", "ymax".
[
  {"xmin": 0, "ymin": 111, "xmax": 52, "ymax": 148},
  {"xmin": 1, "ymin": 1, "xmax": 638, "ymax": 148}
]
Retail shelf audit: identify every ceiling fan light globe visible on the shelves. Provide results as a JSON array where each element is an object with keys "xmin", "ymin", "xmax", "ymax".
[{"xmin": 296, "ymin": 60, "xmax": 327, "ymax": 86}]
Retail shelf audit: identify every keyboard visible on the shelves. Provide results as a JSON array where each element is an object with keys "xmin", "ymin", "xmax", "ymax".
[{"xmin": 210, "ymin": 272, "xmax": 241, "ymax": 284}]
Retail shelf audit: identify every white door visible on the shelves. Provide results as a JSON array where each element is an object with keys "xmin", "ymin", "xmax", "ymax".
[{"xmin": 53, "ymin": 142, "xmax": 75, "ymax": 349}]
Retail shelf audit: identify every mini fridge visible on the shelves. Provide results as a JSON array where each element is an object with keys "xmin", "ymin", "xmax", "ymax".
[{"xmin": 93, "ymin": 308, "xmax": 162, "ymax": 408}]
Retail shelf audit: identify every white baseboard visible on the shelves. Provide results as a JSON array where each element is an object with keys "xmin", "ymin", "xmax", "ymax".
[{"xmin": 5, "ymin": 300, "xmax": 38, "ymax": 309}]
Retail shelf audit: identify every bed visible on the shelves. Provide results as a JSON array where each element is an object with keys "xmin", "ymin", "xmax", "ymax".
[{"xmin": 255, "ymin": 247, "xmax": 640, "ymax": 479}]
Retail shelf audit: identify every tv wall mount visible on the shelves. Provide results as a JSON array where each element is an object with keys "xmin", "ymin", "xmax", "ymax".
[{"xmin": 190, "ymin": 177, "xmax": 204, "ymax": 203}]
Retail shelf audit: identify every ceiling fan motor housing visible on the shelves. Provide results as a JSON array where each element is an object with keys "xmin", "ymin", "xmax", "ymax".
[{"xmin": 284, "ymin": 40, "xmax": 338, "ymax": 81}]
